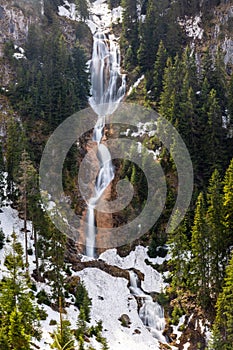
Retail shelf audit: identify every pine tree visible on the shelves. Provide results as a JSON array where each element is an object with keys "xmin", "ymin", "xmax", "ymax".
[
  {"xmin": 228, "ymin": 73, "xmax": 233, "ymax": 129},
  {"xmin": 168, "ymin": 213, "xmax": 190, "ymax": 288},
  {"xmin": 0, "ymin": 227, "xmax": 4, "ymax": 250},
  {"xmin": 18, "ymin": 150, "xmax": 37, "ymax": 272},
  {"xmin": 6, "ymin": 118, "xmax": 25, "ymax": 197},
  {"xmin": 75, "ymin": 282, "xmax": 92, "ymax": 323},
  {"xmin": 51, "ymin": 319, "xmax": 74, "ymax": 350},
  {"xmin": 202, "ymin": 47, "xmax": 227, "ymax": 113},
  {"xmin": 153, "ymin": 41, "xmax": 168, "ymax": 103},
  {"xmin": 137, "ymin": 0, "xmax": 158, "ymax": 72},
  {"xmin": 8, "ymin": 308, "xmax": 31, "ymax": 350},
  {"xmin": 222, "ymin": 158, "xmax": 233, "ymax": 254},
  {"xmin": 121, "ymin": 0, "xmax": 139, "ymax": 68},
  {"xmin": 159, "ymin": 57, "xmax": 176, "ymax": 122},
  {"xmin": 212, "ymin": 252, "xmax": 233, "ymax": 349},
  {"xmin": 0, "ymin": 144, "xmax": 6, "ymax": 207},
  {"xmin": 206, "ymin": 169, "xmax": 226, "ymax": 296},
  {"xmin": 43, "ymin": 217, "xmax": 67, "ymax": 307},
  {"xmin": 190, "ymin": 193, "xmax": 211, "ymax": 307},
  {"xmin": 75, "ymin": 0, "xmax": 89, "ymax": 20},
  {"xmin": 0, "ymin": 233, "xmax": 41, "ymax": 344},
  {"xmin": 205, "ymin": 89, "xmax": 227, "ymax": 176}
]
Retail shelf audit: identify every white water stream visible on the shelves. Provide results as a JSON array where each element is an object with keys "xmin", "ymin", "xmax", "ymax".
[
  {"xmin": 86, "ymin": 30, "xmax": 126, "ymax": 257},
  {"xmin": 129, "ymin": 271, "xmax": 167, "ymax": 343}
]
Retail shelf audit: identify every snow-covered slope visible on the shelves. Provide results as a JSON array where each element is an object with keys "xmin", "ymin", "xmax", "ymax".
[{"xmin": 0, "ymin": 204, "xmax": 165, "ymax": 350}]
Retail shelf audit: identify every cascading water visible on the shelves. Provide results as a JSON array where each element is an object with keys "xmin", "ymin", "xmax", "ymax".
[
  {"xmin": 129, "ymin": 271, "xmax": 167, "ymax": 344},
  {"xmin": 86, "ymin": 31, "xmax": 126, "ymax": 257}
]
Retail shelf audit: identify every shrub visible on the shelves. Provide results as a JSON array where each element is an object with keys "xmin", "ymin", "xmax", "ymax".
[
  {"xmin": 0, "ymin": 229, "xmax": 5, "ymax": 249},
  {"xmin": 36, "ymin": 289, "xmax": 51, "ymax": 306}
]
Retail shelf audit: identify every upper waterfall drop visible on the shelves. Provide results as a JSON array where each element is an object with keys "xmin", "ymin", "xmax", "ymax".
[{"xmin": 89, "ymin": 31, "xmax": 126, "ymax": 118}]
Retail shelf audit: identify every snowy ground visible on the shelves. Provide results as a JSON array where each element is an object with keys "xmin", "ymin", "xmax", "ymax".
[
  {"xmin": 179, "ymin": 15, "xmax": 204, "ymax": 41},
  {"xmin": 58, "ymin": 0, "xmax": 123, "ymax": 34},
  {"xmin": 75, "ymin": 267, "xmax": 161, "ymax": 350},
  {"xmin": 0, "ymin": 204, "xmax": 166, "ymax": 350},
  {"xmin": 99, "ymin": 246, "xmax": 166, "ymax": 294}
]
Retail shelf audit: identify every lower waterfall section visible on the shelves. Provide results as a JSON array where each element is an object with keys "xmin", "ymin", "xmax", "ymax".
[
  {"xmin": 129, "ymin": 271, "xmax": 167, "ymax": 344},
  {"xmin": 85, "ymin": 132, "xmax": 115, "ymax": 257}
]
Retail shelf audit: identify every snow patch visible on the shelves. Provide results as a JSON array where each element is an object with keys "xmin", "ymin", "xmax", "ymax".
[
  {"xmin": 131, "ymin": 121, "xmax": 157, "ymax": 138},
  {"xmin": 127, "ymin": 75, "xmax": 145, "ymax": 96},
  {"xmin": 58, "ymin": 0, "xmax": 122, "ymax": 32},
  {"xmin": 179, "ymin": 15, "xmax": 203, "ymax": 40},
  {"xmin": 183, "ymin": 342, "xmax": 190, "ymax": 350},
  {"xmin": 172, "ymin": 315, "xmax": 186, "ymax": 344},
  {"xmin": 99, "ymin": 246, "xmax": 165, "ymax": 293},
  {"xmin": 58, "ymin": 1, "xmax": 77, "ymax": 21},
  {"xmin": 75, "ymin": 267, "xmax": 160, "ymax": 350}
]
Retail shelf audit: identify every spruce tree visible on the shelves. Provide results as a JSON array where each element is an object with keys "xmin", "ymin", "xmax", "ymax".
[
  {"xmin": 205, "ymin": 89, "xmax": 226, "ymax": 176},
  {"xmin": 206, "ymin": 169, "xmax": 226, "ymax": 296},
  {"xmin": 228, "ymin": 73, "xmax": 233, "ymax": 129},
  {"xmin": 153, "ymin": 41, "xmax": 168, "ymax": 103},
  {"xmin": 137, "ymin": 0, "xmax": 157, "ymax": 72},
  {"xmin": 212, "ymin": 252, "xmax": 233, "ymax": 349},
  {"xmin": 121, "ymin": 0, "xmax": 139, "ymax": 68},
  {"xmin": 75, "ymin": 0, "xmax": 89, "ymax": 20},
  {"xmin": 6, "ymin": 118, "xmax": 25, "ymax": 197},
  {"xmin": 190, "ymin": 193, "xmax": 211, "ymax": 307},
  {"xmin": 8, "ymin": 308, "xmax": 31, "ymax": 350},
  {"xmin": 222, "ymin": 158, "xmax": 233, "ymax": 254},
  {"xmin": 0, "ymin": 233, "xmax": 41, "ymax": 345},
  {"xmin": 159, "ymin": 57, "xmax": 176, "ymax": 123},
  {"xmin": 18, "ymin": 150, "xmax": 37, "ymax": 272},
  {"xmin": 168, "ymin": 213, "xmax": 189, "ymax": 288},
  {"xmin": 51, "ymin": 319, "xmax": 74, "ymax": 350}
]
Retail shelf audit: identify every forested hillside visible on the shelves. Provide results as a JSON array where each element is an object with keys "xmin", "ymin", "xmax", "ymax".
[{"xmin": 0, "ymin": 0, "xmax": 233, "ymax": 349}]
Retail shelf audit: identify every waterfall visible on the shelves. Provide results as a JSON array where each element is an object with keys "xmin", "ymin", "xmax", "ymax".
[
  {"xmin": 129, "ymin": 271, "xmax": 167, "ymax": 344},
  {"xmin": 86, "ymin": 31, "xmax": 126, "ymax": 257},
  {"xmin": 40, "ymin": 0, "xmax": 44, "ymax": 16}
]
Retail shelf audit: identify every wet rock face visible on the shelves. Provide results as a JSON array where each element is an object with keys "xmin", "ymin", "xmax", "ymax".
[
  {"xmin": 118, "ymin": 314, "xmax": 131, "ymax": 327},
  {"xmin": 0, "ymin": 6, "xmax": 4, "ymax": 19},
  {"xmin": 0, "ymin": 1, "xmax": 41, "ymax": 56},
  {"xmin": 223, "ymin": 37, "xmax": 233, "ymax": 65}
]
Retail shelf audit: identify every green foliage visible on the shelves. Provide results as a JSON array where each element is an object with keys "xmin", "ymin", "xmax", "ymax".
[
  {"xmin": 121, "ymin": 0, "xmax": 139, "ymax": 69},
  {"xmin": 36, "ymin": 289, "xmax": 51, "ymax": 306},
  {"xmin": 223, "ymin": 158, "xmax": 233, "ymax": 249},
  {"xmin": 212, "ymin": 253, "xmax": 233, "ymax": 349},
  {"xmin": 168, "ymin": 214, "xmax": 190, "ymax": 289},
  {"xmin": 190, "ymin": 193, "xmax": 211, "ymax": 307},
  {"xmin": 0, "ymin": 234, "xmax": 41, "ymax": 345},
  {"xmin": 157, "ymin": 292, "xmax": 169, "ymax": 307},
  {"xmin": 107, "ymin": 0, "xmax": 121, "ymax": 9},
  {"xmin": 8, "ymin": 308, "xmax": 31, "ymax": 350},
  {"xmin": 171, "ymin": 305, "xmax": 184, "ymax": 326},
  {"xmin": 75, "ymin": 0, "xmax": 89, "ymax": 20},
  {"xmin": 206, "ymin": 169, "xmax": 226, "ymax": 295},
  {"xmin": 51, "ymin": 320, "xmax": 74, "ymax": 350},
  {"xmin": 75, "ymin": 282, "xmax": 92, "ymax": 322},
  {"xmin": 0, "ymin": 228, "xmax": 5, "ymax": 250},
  {"xmin": 153, "ymin": 41, "xmax": 168, "ymax": 103},
  {"xmin": 75, "ymin": 310, "xmax": 109, "ymax": 350},
  {"xmin": 8, "ymin": 24, "xmax": 89, "ymax": 132},
  {"xmin": 5, "ymin": 118, "xmax": 25, "ymax": 197}
]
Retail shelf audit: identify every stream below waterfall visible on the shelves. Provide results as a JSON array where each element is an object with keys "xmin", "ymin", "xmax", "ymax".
[{"xmin": 129, "ymin": 271, "xmax": 167, "ymax": 343}]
